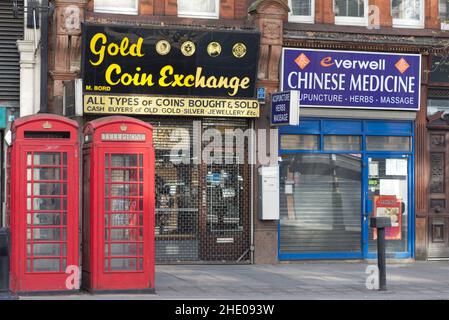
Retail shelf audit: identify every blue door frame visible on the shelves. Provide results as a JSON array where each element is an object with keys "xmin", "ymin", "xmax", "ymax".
[
  {"xmin": 362, "ymin": 153, "xmax": 415, "ymax": 260},
  {"xmin": 277, "ymin": 118, "xmax": 415, "ymax": 261}
]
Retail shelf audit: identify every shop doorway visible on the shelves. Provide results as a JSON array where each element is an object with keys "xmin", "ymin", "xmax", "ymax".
[
  {"xmin": 427, "ymin": 130, "xmax": 449, "ymax": 259},
  {"xmin": 149, "ymin": 117, "xmax": 251, "ymax": 263},
  {"xmin": 364, "ymin": 155, "xmax": 412, "ymax": 259}
]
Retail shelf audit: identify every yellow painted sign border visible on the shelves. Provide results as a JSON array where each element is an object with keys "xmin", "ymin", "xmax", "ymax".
[{"xmin": 84, "ymin": 95, "xmax": 260, "ymax": 118}]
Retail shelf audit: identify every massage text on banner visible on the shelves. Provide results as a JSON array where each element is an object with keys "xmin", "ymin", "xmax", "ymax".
[
  {"xmin": 83, "ymin": 95, "xmax": 260, "ymax": 118},
  {"xmin": 281, "ymin": 48, "xmax": 421, "ymax": 110}
]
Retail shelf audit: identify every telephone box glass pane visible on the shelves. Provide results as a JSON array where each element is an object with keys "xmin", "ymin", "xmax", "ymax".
[
  {"xmin": 33, "ymin": 259, "xmax": 60, "ymax": 272},
  {"xmin": 110, "ymin": 258, "xmax": 138, "ymax": 271},
  {"xmin": 109, "ymin": 243, "xmax": 142, "ymax": 256},
  {"xmin": 33, "ymin": 198, "xmax": 63, "ymax": 210},
  {"xmin": 110, "ymin": 154, "xmax": 138, "ymax": 167},
  {"xmin": 108, "ymin": 214, "xmax": 139, "ymax": 227},
  {"xmin": 111, "ymin": 169, "xmax": 138, "ymax": 182},
  {"xmin": 110, "ymin": 184, "xmax": 139, "ymax": 196},
  {"xmin": 33, "ymin": 153, "xmax": 61, "ymax": 165},
  {"xmin": 31, "ymin": 228, "xmax": 61, "ymax": 241},
  {"xmin": 28, "ymin": 183, "xmax": 67, "ymax": 196},
  {"xmin": 28, "ymin": 244, "xmax": 61, "ymax": 257},
  {"xmin": 29, "ymin": 213, "xmax": 62, "ymax": 226},
  {"xmin": 110, "ymin": 228, "xmax": 142, "ymax": 241},
  {"xmin": 25, "ymin": 151, "xmax": 68, "ymax": 273},
  {"xmin": 104, "ymin": 153, "xmax": 144, "ymax": 272}
]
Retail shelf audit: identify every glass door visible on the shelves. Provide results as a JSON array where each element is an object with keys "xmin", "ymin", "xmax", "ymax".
[{"xmin": 364, "ymin": 155, "xmax": 411, "ymax": 258}]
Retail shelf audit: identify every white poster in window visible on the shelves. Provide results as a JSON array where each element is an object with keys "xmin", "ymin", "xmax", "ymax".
[
  {"xmin": 379, "ymin": 179, "xmax": 401, "ymax": 196},
  {"xmin": 386, "ymin": 159, "xmax": 408, "ymax": 176},
  {"xmin": 396, "ymin": 159, "xmax": 408, "ymax": 176},
  {"xmin": 369, "ymin": 162, "xmax": 379, "ymax": 177}
]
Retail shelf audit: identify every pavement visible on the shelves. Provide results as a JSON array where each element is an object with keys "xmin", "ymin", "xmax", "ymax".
[{"xmin": 15, "ymin": 261, "xmax": 449, "ymax": 300}]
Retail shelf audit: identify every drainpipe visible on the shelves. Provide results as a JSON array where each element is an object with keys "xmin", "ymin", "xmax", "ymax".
[
  {"xmin": 39, "ymin": 0, "xmax": 49, "ymax": 113},
  {"xmin": 250, "ymin": 120, "xmax": 255, "ymax": 264}
]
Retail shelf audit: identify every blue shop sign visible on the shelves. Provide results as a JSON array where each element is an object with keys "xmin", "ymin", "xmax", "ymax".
[
  {"xmin": 271, "ymin": 90, "xmax": 300, "ymax": 126},
  {"xmin": 0, "ymin": 107, "xmax": 7, "ymax": 129},
  {"xmin": 281, "ymin": 48, "xmax": 421, "ymax": 111}
]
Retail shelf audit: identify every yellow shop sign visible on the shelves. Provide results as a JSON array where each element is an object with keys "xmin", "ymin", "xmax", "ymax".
[{"xmin": 84, "ymin": 95, "xmax": 260, "ymax": 118}]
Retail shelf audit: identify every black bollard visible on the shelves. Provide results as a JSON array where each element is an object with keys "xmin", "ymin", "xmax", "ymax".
[{"xmin": 370, "ymin": 217, "xmax": 391, "ymax": 291}]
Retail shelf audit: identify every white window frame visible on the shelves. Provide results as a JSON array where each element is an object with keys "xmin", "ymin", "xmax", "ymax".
[
  {"xmin": 177, "ymin": 0, "xmax": 220, "ymax": 19},
  {"xmin": 439, "ymin": 0, "xmax": 449, "ymax": 30},
  {"xmin": 334, "ymin": 0, "xmax": 368, "ymax": 27},
  {"xmin": 94, "ymin": 0, "xmax": 139, "ymax": 15},
  {"xmin": 288, "ymin": 0, "xmax": 315, "ymax": 23},
  {"xmin": 392, "ymin": 0, "xmax": 425, "ymax": 29}
]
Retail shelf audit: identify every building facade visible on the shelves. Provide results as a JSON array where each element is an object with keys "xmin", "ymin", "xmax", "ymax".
[
  {"xmin": 1, "ymin": 0, "xmax": 24, "ymax": 227},
  {"xmin": 32, "ymin": 0, "xmax": 449, "ymax": 264},
  {"xmin": 275, "ymin": 0, "xmax": 449, "ymax": 261}
]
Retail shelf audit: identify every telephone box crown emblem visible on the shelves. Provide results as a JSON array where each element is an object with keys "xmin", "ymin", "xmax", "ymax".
[
  {"xmin": 120, "ymin": 124, "xmax": 128, "ymax": 132},
  {"xmin": 42, "ymin": 121, "xmax": 52, "ymax": 129}
]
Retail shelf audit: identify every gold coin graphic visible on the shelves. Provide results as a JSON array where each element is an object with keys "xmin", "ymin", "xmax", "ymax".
[
  {"xmin": 181, "ymin": 41, "xmax": 196, "ymax": 56},
  {"xmin": 207, "ymin": 42, "xmax": 222, "ymax": 57},
  {"xmin": 156, "ymin": 40, "xmax": 171, "ymax": 55},
  {"xmin": 233, "ymin": 43, "xmax": 247, "ymax": 58}
]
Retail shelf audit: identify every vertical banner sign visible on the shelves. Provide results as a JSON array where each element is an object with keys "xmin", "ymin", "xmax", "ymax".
[
  {"xmin": 281, "ymin": 48, "xmax": 421, "ymax": 110},
  {"xmin": 373, "ymin": 195, "xmax": 402, "ymax": 240},
  {"xmin": 271, "ymin": 91, "xmax": 300, "ymax": 126}
]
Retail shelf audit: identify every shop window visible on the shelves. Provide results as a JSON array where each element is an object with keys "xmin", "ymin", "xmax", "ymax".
[
  {"xmin": 288, "ymin": 0, "xmax": 315, "ymax": 23},
  {"xmin": 324, "ymin": 135, "xmax": 361, "ymax": 151},
  {"xmin": 440, "ymin": 0, "xmax": 449, "ymax": 30},
  {"xmin": 427, "ymin": 89, "xmax": 449, "ymax": 116},
  {"xmin": 279, "ymin": 153, "xmax": 362, "ymax": 254},
  {"xmin": 177, "ymin": 0, "xmax": 219, "ymax": 19},
  {"xmin": 366, "ymin": 136, "xmax": 411, "ymax": 151},
  {"xmin": 280, "ymin": 134, "xmax": 319, "ymax": 150},
  {"xmin": 428, "ymin": 97, "xmax": 449, "ymax": 116},
  {"xmin": 94, "ymin": 0, "xmax": 138, "ymax": 15},
  {"xmin": 334, "ymin": 0, "xmax": 368, "ymax": 26},
  {"xmin": 391, "ymin": 0, "xmax": 424, "ymax": 28}
]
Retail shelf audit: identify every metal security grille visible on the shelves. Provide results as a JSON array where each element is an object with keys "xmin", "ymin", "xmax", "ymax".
[
  {"xmin": 26, "ymin": 152, "xmax": 68, "ymax": 272},
  {"xmin": 0, "ymin": 0, "xmax": 23, "ymax": 102},
  {"xmin": 146, "ymin": 117, "xmax": 251, "ymax": 264},
  {"xmin": 201, "ymin": 119, "xmax": 251, "ymax": 262},
  {"xmin": 104, "ymin": 153, "xmax": 145, "ymax": 272},
  {"xmin": 150, "ymin": 118, "xmax": 200, "ymax": 262}
]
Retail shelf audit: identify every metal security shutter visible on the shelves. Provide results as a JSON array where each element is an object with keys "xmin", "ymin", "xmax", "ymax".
[
  {"xmin": 147, "ymin": 117, "xmax": 201, "ymax": 263},
  {"xmin": 140, "ymin": 116, "xmax": 251, "ymax": 263},
  {"xmin": 0, "ymin": 1, "xmax": 23, "ymax": 102},
  {"xmin": 280, "ymin": 154, "xmax": 362, "ymax": 254}
]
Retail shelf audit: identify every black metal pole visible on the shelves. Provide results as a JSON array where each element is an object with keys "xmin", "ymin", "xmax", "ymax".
[
  {"xmin": 377, "ymin": 227, "xmax": 387, "ymax": 291},
  {"xmin": 39, "ymin": 0, "xmax": 49, "ymax": 113}
]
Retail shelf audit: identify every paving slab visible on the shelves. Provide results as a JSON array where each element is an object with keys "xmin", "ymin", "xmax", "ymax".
[{"xmin": 16, "ymin": 261, "xmax": 449, "ymax": 300}]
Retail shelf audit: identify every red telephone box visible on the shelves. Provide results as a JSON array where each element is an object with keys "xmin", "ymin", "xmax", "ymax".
[
  {"xmin": 82, "ymin": 116, "xmax": 155, "ymax": 292},
  {"xmin": 7, "ymin": 114, "xmax": 80, "ymax": 293}
]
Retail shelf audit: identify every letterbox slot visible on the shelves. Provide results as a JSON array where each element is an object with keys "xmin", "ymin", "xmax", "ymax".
[{"xmin": 24, "ymin": 131, "xmax": 71, "ymax": 139}]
